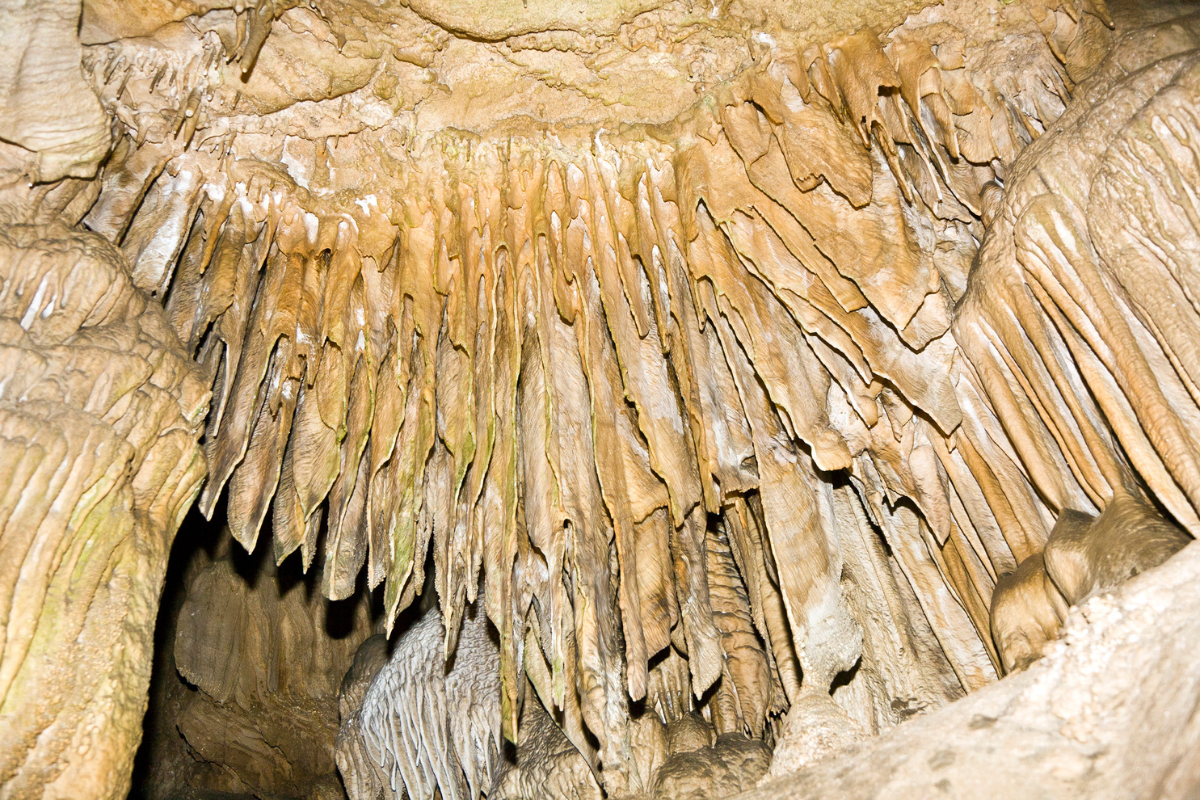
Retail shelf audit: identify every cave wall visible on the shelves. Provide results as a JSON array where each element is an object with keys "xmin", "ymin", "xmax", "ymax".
[
  {"xmin": 0, "ymin": 225, "xmax": 207, "ymax": 796},
  {"xmin": 134, "ymin": 522, "xmax": 376, "ymax": 800}
]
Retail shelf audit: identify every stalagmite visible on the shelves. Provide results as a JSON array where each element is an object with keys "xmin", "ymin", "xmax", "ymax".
[{"xmin": 989, "ymin": 552, "xmax": 1069, "ymax": 673}]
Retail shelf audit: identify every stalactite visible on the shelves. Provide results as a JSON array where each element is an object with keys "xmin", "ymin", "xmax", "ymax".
[
  {"xmin": 60, "ymin": 4, "xmax": 1133, "ymax": 788},
  {"xmin": 29, "ymin": 0, "xmax": 1200, "ymax": 795}
]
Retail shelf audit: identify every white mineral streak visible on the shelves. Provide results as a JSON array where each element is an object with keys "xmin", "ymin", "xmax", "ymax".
[{"xmin": 356, "ymin": 608, "xmax": 501, "ymax": 800}]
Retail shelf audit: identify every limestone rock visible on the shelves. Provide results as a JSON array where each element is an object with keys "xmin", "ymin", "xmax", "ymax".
[
  {"xmin": 0, "ymin": 224, "xmax": 206, "ymax": 798},
  {"xmin": 9, "ymin": 0, "xmax": 1200, "ymax": 798},
  {"xmin": 489, "ymin": 697, "xmax": 603, "ymax": 800},
  {"xmin": 648, "ymin": 733, "xmax": 773, "ymax": 800},
  {"xmin": 137, "ymin": 530, "xmax": 376, "ymax": 800},
  {"xmin": 738, "ymin": 542, "xmax": 1200, "ymax": 800},
  {"xmin": 665, "ymin": 713, "xmax": 716, "ymax": 756},
  {"xmin": 0, "ymin": 0, "xmax": 110, "ymax": 181},
  {"xmin": 1044, "ymin": 494, "xmax": 1191, "ymax": 605},
  {"xmin": 765, "ymin": 691, "xmax": 867, "ymax": 779},
  {"xmin": 339, "ymin": 605, "xmax": 503, "ymax": 800}
]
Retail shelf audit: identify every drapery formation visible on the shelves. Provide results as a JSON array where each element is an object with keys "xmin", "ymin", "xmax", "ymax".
[
  {"xmin": 60, "ymin": 0, "xmax": 1149, "ymax": 789},
  {"xmin": 0, "ymin": 223, "xmax": 207, "ymax": 797}
]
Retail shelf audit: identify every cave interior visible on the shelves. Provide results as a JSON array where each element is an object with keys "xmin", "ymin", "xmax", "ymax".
[{"xmin": 3, "ymin": 0, "xmax": 1200, "ymax": 797}]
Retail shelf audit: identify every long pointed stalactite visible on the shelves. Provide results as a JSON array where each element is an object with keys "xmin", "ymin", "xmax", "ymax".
[
  {"xmin": 6, "ymin": 0, "xmax": 1200, "ymax": 796},
  {"xmin": 89, "ymin": 0, "xmax": 1100, "ymax": 774}
]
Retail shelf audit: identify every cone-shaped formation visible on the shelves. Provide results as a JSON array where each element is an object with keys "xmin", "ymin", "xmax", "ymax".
[
  {"xmin": 9, "ymin": 0, "xmax": 1200, "ymax": 796},
  {"xmin": 61, "ymin": 0, "xmax": 1143, "ymax": 789}
]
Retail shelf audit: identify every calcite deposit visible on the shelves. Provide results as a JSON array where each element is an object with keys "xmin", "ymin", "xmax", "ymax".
[{"xmin": 1, "ymin": 0, "xmax": 1198, "ymax": 797}]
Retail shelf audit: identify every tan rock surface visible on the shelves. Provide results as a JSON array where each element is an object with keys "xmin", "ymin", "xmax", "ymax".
[
  {"xmin": 737, "ymin": 541, "xmax": 1200, "ymax": 800},
  {"xmin": 990, "ymin": 551, "xmax": 1069, "ymax": 674},
  {"xmin": 1044, "ymin": 493, "xmax": 1190, "ymax": 605},
  {"xmin": 0, "ymin": 224, "xmax": 206, "ymax": 799},
  {"xmin": 7, "ymin": 0, "xmax": 1200, "ymax": 797},
  {"xmin": 765, "ymin": 690, "xmax": 866, "ymax": 778},
  {"xmin": 648, "ymin": 732, "xmax": 772, "ymax": 800},
  {"xmin": 0, "ymin": 0, "xmax": 110, "ymax": 181}
]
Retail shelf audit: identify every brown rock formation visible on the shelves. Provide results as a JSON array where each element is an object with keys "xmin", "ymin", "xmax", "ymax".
[
  {"xmin": 0, "ymin": 0, "xmax": 111, "ymax": 181},
  {"xmin": 989, "ymin": 552, "xmax": 1068, "ymax": 673},
  {"xmin": 738, "ymin": 539, "xmax": 1200, "ymax": 800},
  {"xmin": 1, "ymin": 0, "xmax": 1199, "ymax": 797},
  {"xmin": 0, "ymin": 224, "xmax": 206, "ymax": 797},
  {"xmin": 1044, "ymin": 493, "xmax": 1190, "ymax": 605}
]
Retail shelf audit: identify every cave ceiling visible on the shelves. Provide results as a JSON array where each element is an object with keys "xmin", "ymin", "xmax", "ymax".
[{"xmin": 3, "ymin": 0, "xmax": 1200, "ymax": 797}]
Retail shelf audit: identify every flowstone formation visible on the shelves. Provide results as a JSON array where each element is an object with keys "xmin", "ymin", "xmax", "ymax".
[
  {"xmin": 3, "ymin": 0, "xmax": 1200, "ymax": 797},
  {"xmin": 0, "ymin": 225, "xmax": 207, "ymax": 797}
]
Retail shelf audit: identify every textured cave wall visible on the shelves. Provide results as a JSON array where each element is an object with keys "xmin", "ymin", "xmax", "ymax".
[
  {"xmin": 742, "ymin": 538, "xmax": 1200, "ymax": 800},
  {"xmin": 96, "ymin": 0, "xmax": 1113, "ymax": 790},
  {"xmin": 5, "ymin": 0, "xmax": 1200, "ymax": 796},
  {"xmin": 741, "ymin": 11, "xmax": 1200, "ymax": 792},
  {"xmin": 0, "ymin": 0, "xmax": 111, "ymax": 181},
  {"xmin": 0, "ymin": 223, "xmax": 207, "ymax": 796},
  {"xmin": 0, "ymin": 3, "xmax": 203, "ymax": 791}
]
